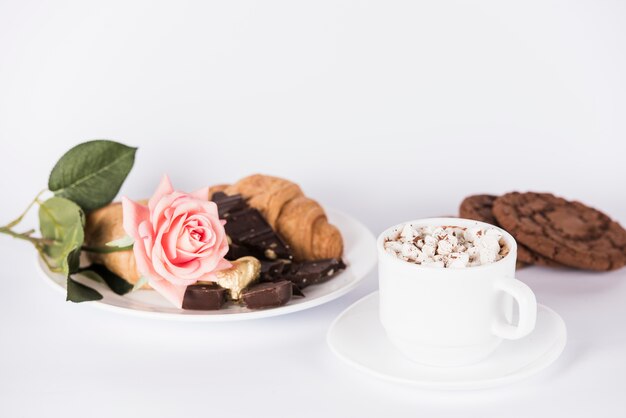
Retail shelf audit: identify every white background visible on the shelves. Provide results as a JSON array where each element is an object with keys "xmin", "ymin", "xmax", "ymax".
[{"xmin": 1, "ymin": 1, "xmax": 625, "ymax": 417}]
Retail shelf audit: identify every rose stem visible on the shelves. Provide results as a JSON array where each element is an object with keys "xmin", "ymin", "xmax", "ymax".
[{"xmin": 81, "ymin": 244, "xmax": 134, "ymax": 254}]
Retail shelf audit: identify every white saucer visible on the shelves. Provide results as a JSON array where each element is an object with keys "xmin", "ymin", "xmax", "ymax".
[{"xmin": 327, "ymin": 291, "xmax": 567, "ymax": 390}]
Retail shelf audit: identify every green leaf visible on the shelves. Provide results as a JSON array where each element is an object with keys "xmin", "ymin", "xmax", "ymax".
[
  {"xmin": 38, "ymin": 197, "xmax": 85, "ymax": 276},
  {"xmin": 67, "ymin": 277, "xmax": 103, "ymax": 302},
  {"xmin": 67, "ymin": 248, "xmax": 81, "ymax": 275},
  {"xmin": 82, "ymin": 264, "xmax": 133, "ymax": 295},
  {"xmin": 48, "ymin": 140, "xmax": 137, "ymax": 211}
]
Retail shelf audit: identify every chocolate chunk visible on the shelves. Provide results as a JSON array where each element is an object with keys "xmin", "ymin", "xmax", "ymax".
[
  {"xmin": 260, "ymin": 259, "xmax": 291, "ymax": 282},
  {"xmin": 282, "ymin": 258, "xmax": 346, "ymax": 289},
  {"xmin": 259, "ymin": 260, "xmax": 304, "ymax": 297},
  {"xmin": 226, "ymin": 242, "xmax": 254, "ymax": 260},
  {"xmin": 244, "ymin": 229, "xmax": 290, "ymax": 260},
  {"xmin": 291, "ymin": 285, "xmax": 305, "ymax": 297},
  {"xmin": 212, "ymin": 192, "xmax": 247, "ymax": 218},
  {"xmin": 212, "ymin": 193, "xmax": 293, "ymax": 261},
  {"xmin": 182, "ymin": 284, "xmax": 228, "ymax": 310},
  {"xmin": 242, "ymin": 281, "xmax": 292, "ymax": 309},
  {"xmin": 223, "ymin": 208, "xmax": 268, "ymax": 241}
]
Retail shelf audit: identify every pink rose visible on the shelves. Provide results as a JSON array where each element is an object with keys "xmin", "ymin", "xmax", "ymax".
[{"xmin": 121, "ymin": 175, "xmax": 230, "ymax": 307}]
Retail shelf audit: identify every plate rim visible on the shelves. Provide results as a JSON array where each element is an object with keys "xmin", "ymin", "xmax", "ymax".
[
  {"xmin": 37, "ymin": 208, "xmax": 377, "ymax": 322},
  {"xmin": 326, "ymin": 291, "xmax": 567, "ymax": 390}
]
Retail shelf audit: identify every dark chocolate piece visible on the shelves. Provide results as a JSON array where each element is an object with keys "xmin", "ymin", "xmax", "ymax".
[
  {"xmin": 212, "ymin": 193, "xmax": 293, "ymax": 261},
  {"xmin": 212, "ymin": 192, "xmax": 247, "ymax": 218},
  {"xmin": 259, "ymin": 260, "xmax": 304, "ymax": 297},
  {"xmin": 182, "ymin": 284, "xmax": 228, "ymax": 310},
  {"xmin": 222, "ymin": 207, "xmax": 268, "ymax": 240},
  {"xmin": 282, "ymin": 258, "xmax": 346, "ymax": 289},
  {"xmin": 242, "ymin": 280, "xmax": 292, "ymax": 309},
  {"xmin": 244, "ymin": 229, "xmax": 291, "ymax": 261},
  {"xmin": 226, "ymin": 242, "xmax": 254, "ymax": 260},
  {"xmin": 260, "ymin": 259, "xmax": 291, "ymax": 282},
  {"xmin": 291, "ymin": 285, "xmax": 305, "ymax": 298}
]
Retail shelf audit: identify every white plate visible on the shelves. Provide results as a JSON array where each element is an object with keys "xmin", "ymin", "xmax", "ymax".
[
  {"xmin": 327, "ymin": 291, "xmax": 567, "ymax": 390},
  {"xmin": 38, "ymin": 209, "xmax": 377, "ymax": 321}
]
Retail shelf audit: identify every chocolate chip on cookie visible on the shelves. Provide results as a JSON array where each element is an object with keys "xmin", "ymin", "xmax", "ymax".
[
  {"xmin": 492, "ymin": 192, "xmax": 626, "ymax": 271},
  {"xmin": 459, "ymin": 194, "xmax": 562, "ymax": 268}
]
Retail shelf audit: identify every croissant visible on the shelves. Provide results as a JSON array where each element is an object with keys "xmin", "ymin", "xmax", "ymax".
[
  {"xmin": 84, "ymin": 202, "xmax": 144, "ymax": 285},
  {"xmin": 216, "ymin": 174, "xmax": 343, "ymax": 261}
]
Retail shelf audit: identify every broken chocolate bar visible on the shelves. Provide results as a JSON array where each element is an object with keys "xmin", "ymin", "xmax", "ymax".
[
  {"xmin": 259, "ymin": 259, "xmax": 304, "ymax": 297},
  {"xmin": 226, "ymin": 242, "xmax": 254, "ymax": 260},
  {"xmin": 260, "ymin": 259, "xmax": 291, "ymax": 281},
  {"xmin": 212, "ymin": 192, "xmax": 247, "ymax": 218},
  {"xmin": 182, "ymin": 284, "xmax": 228, "ymax": 310},
  {"xmin": 212, "ymin": 192, "xmax": 293, "ymax": 261},
  {"xmin": 282, "ymin": 258, "xmax": 346, "ymax": 289},
  {"xmin": 242, "ymin": 280, "xmax": 293, "ymax": 309}
]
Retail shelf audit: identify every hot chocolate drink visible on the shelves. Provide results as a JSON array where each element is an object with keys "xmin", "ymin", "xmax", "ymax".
[{"xmin": 383, "ymin": 224, "xmax": 509, "ymax": 268}]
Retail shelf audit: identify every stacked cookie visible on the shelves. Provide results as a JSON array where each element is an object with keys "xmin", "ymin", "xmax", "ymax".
[{"xmin": 459, "ymin": 192, "xmax": 626, "ymax": 271}]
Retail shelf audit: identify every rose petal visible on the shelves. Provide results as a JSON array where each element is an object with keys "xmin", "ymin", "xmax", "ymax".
[
  {"xmin": 171, "ymin": 198, "xmax": 218, "ymax": 222},
  {"xmin": 153, "ymin": 216, "xmax": 197, "ymax": 282},
  {"xmin": 191, "ymin": 186, "xmax": 209, "ymax": 201},
  {"xmin": 121, "ymin": 197, "xmax": 149, "ymax": 239},
  {"xmin": 215, "ymin": 258, "xmax": 232, "ymax": 271},
  {"xmin": 132, "ymin": 220, "xmax": 157, "ymax": 279},
  {"xmin": 151, "ymin": 246, "xmax": 200, "ymax": 285},
  {"xmin": 149, "ymin": 277, "xmax": 189, "ymax": 308},
  {"xmin": 162, "ymin": 214, "xmax": 187, "ymax": 261},
  {"xmin": 151, "ymin": 192, "xmax": 189, "ymax": 229},
  {"xmin": 148, "ymin": 174, "xmax": 175, "ymax": 213},
  {"xmin": 195, "ymin": 272, "xmax": 218, "ymax": 283}
]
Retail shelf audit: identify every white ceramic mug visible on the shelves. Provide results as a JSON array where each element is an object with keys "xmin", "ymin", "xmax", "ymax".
[{"xmin": 378, "ymin": 218, "xmax": 537, "ymax": 367}]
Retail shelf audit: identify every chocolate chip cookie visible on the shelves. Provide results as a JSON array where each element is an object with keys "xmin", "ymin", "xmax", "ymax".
[
  {"xmin": 492, "ymin": 192, "xmax": 626, "ymax": 271},
  {"xmin": 459, "ymin": 194, "xmax": 561, "ymax": 268},
  {"xmin": 459, "ymin": 194, "xmax": 500, "ymax": 225}
]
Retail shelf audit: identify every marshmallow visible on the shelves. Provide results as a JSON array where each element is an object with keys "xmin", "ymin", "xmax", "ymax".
[
  {"xmin": 400, "ymin": 223, "xmax": 415, "ymax": 240},
  {"xmin": 401, "ymin": 242, "xmax": 419, "ymax": 260},
  {"xmin": 383, "ymin": 223, "xmax": 507, "ymax": 268},
  {"xmin": 437, "ymin": 239, "xmax": 454, "ymax": 256}
]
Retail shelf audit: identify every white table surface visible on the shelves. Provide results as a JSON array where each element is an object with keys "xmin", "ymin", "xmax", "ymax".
[{"xmin": 1, "ymin": 1, "xmax": 625, "ymax": 417}]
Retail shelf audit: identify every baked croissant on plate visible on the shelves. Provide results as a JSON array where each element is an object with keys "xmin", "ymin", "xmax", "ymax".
[{"xmin": 211, "ymin": 174, "xmax": 343, "ymax": 261}]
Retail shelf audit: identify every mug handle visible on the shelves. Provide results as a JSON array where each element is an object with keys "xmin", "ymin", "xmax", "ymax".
[{"xmin": 492, "ymin": 277, "xmax": 537, "ymax": 340}]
